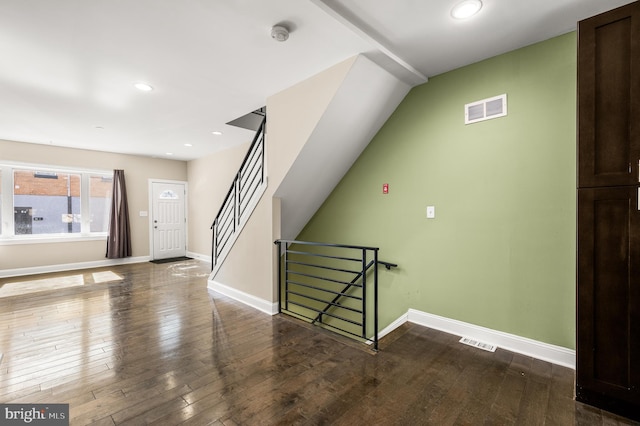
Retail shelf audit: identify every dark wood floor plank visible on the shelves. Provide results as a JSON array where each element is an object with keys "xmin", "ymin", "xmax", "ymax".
[
  {"xmin": 2, "ymin": 261, "xmax": 639, "ymax": 426},
  {"xmin": 110, "ymin": 383, "xmax": 192, "ymax": 424},
  {"xmin": 544, "ymin": 364, "xmax": 576, "ymax": 426},
  {"xmin": 516, "ymin": 375, "xmax": 551, "ymax": 425}
]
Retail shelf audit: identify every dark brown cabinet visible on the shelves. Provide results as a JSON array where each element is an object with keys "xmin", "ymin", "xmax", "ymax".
[
  {"xmin": 577, "ymin": 187, "xmax": 640, "ymax": 415},
  {"xmin": 577, "ymin": 1, "xmax": 640, "ymax": 420},
  {"xmin": 578, "ymin": 1, "xmax": 640, "ymax": 188}
]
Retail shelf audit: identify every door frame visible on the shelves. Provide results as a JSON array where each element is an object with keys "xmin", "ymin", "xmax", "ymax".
[{"xmin": 148, "ymin": 179, "xmax": 188, "ymax": 261}]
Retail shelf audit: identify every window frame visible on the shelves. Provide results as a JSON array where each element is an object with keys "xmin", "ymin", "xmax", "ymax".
[{"xmin": 0, "ymin": 161, "xmax": 112, "ymax": 245}]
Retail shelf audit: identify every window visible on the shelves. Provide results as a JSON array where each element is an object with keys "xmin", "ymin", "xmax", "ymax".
[
  {"xmin": 14, "ymin": 169, "xmax": 81, "ymax": 235},
  {"xmin": 89, "ymin": 175, "xmax": 112, "ymax": 232},
  {"xmin": 0, "ymin": 163, "xmax": 112, "ymax": 242}
]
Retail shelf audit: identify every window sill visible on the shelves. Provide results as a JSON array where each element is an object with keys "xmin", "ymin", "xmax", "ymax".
[{"xmin": 0, "ymin": 234, "xmax": 107, "ymax": 246}]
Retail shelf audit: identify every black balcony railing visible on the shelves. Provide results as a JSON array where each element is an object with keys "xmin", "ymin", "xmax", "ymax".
[
  {"xmin": 211, "ymin": 117, "xmax": 266, "ymax": 269},
  {"xmin": 274, "ymin": 239, "xmax": 397, "ymax": 351}
]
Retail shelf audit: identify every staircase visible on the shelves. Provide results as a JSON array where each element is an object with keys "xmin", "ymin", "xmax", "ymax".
[
  {"xmin": 207, "ymin": 55, "xmax": 411, "ymax": 320},
  {"xmin": 210, "ymin": 116, "xmax": 267, "ymax": 274}
]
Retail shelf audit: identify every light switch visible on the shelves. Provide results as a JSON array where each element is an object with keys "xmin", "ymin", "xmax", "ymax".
[
  {"xmin": 426, "ymin": 206, "xmax": 435, "ymax": 219},
  {"xmin": 139, "ymin": 211, "xmax": 148, "ymax": 217}
]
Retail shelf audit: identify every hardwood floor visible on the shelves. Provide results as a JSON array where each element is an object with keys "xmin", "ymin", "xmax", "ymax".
[{"xmin": 0, "ymin": 261, "xmax": 637, "ymax": 425}]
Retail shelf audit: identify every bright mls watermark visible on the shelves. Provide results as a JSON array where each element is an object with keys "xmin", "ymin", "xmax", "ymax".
[{"xmin": 1, "ymin": 404, "xmax": 69, "ymax": 425}]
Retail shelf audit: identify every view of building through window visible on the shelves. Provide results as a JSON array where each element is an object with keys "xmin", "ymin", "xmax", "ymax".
[
  {"xmin": 0, "ymin": 165, "xmax": 112, "ymax": 238},
  {"xmin": 14, "ymin": 170, "xmax": 81, "ymax": 234}
]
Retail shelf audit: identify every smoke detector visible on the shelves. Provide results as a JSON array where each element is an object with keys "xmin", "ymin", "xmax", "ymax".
[{"xmin": 271, "ymin": 25, "xmax": 289, "ymax": 42}]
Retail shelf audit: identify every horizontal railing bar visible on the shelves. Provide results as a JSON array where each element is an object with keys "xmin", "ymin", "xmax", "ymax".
[
  {"xmin": 235, "ymin": 119, "xmax": 265, "ymax": 181},
  {"xmin": 286, "ymin": 290, "xmax": 363, "ymax": 314},
  {"xmin": 286, "ymin": 301, "xmax": 363, "ymax": 327},
  {"xmin": 216, "ymin": 228, "xmax": 233, "ymax": 245},
  {"xmin": 239, "ymin": 170, "xmax": 262, "ymax": 206},
  {"xmin": 240, "ymin": 169, "xmax": 261, "ymax": 198},
  {"xmin": 218, "ymin": 209, "xmax": 233, "ymax": 226},
  {"xmin": 216, "ymin": 230, "xmax": 234, "ymax": 257},
  {"xmin": 280, "ymin": 310, "xmax": 365, "ymax": 339},
  {"xmin": 216, "ymin": 222, "xmax": 233, "ymax": 242},
  {"xmin": 219, "ymin": 197, "xmax": 235, "ymax": 217},
  {"xmin": 240, "ymin": 163, "xmax": 262, "ymax": 194},
  {"xmin": 286, "ymin": 270, "xmax": 363, "ymax": 288},
  {"xmin": 311, "ymin": 259, "xmax": 375, "ymax": 324},
  {"xmin": 285, "ymin": 260, "xmax": 361, "ymax": 276},
  {"xmin": 211, "ymin": 183, "xmax": 236, "ymax": 228},
  {"xmin": 379, "ymin": 260, "xmax": 398, "ymax": 269},
  {"xmin": 240, "ymin": 164, "xmax": 261, "ymax": 194},
  {"xmin": 277, "ymin": 239, "xmax": 380, "ymax": 252},
  {"xmin": 286, "ymin": 280, "xmax": 362, "ymax": 300},
  {"xmin": 217, "ymin": 209, "xmax": 235, "ymax": 231},
  {"xmin": 242, "ymin": 135, "xmax": 263, "ymax": 168},
  {"xmin": 284, "ymin": 249, "xmax": 361, "ymax": 263},
  {"xmin": 240, "ymin": 143, "xmax": 262, "ymax": 183},
  {"xmin": 217, "ymin": 210, "xmax": 234, "ymax": 230},
  {"xmin": 239, "ymin": 182, "xmax": 262, "ymax": 218},
  {"xmin": 215, "ymin": 225, "xmax": 233, "ymax": 246},
  {"xmin": 316, "ymin": 322, "xmax": 366, "ymax": 339},
  {"xmin": 217, "ymin": 213, "xmax": 233, "ymax": 232},
  {"xmin": 240, "ymin": 141, "xmax": 262, "ymax": 178}
]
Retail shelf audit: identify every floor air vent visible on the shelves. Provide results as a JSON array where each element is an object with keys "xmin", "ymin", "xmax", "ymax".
[
  {"xmin": 465, "ymin": 94, "xmax": 507, "ymax": 124},
  {"xmin": 459, "ymin": 337, "xmax": 497, "ymax": 352}
]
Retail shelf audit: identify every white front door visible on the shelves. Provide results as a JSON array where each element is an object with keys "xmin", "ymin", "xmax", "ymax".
[{"xmin": 151, "ymin": 181, "xmax": 186, "ymax": 259}]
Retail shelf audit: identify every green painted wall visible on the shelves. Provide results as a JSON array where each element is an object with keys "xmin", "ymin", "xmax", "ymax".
[{"xmin": 297, "ymin": 33, "xmax": 577, "ymax": 349}]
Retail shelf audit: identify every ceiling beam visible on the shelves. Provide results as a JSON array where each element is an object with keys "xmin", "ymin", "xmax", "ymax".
[{"xmin": 310, "ymin": 0, "xmax": 428, "ymax": 86}]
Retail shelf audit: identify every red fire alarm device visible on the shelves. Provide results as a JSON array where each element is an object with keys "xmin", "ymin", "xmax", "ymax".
[{"xmin": 382, "ymin": 183, "xmax": 389, "ymax": 194}]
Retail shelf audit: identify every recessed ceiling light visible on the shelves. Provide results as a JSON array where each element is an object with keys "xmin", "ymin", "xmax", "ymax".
[
  {"xmin": 166, "ymin": 152, "xmax": 174, "ymax": 156},
  {"xmin": 451, "ymin": 0, "xmax": 482, "ymax": 19},
  {"xmin": 95, "ymin": 126, "xmax": 104, "ymax": 130},
  {"xmin": 212, "ymin": 131, "xmax": 223, "ymax": 136},
  {"xmin": 134, "ymin": 82, "xmax": 153, "ymax": 92},
  {"xmin": 184, "ymin": 143, "xmax": 192, "ymax": 147}
]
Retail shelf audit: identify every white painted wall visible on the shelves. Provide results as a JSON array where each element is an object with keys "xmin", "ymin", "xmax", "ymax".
[
  {"xmin": 274, "ymin": 55, "xmax": 411, "ymax": 240},
  {"xmin": 186, "ymin": 142, "xmax": 250, "ymax": 259}
]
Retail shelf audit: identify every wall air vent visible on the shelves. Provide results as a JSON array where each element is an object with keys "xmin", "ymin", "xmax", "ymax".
[
  {"xmin": 465, "ymin": 94, "xmax": 507, "ymax": 124},
  {"xmin": 459, "ymin": 337, "xmax": 497, "ymax": 352}
]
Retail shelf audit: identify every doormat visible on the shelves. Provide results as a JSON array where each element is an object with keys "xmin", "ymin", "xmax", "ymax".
[{"xmin": 150, "ymin": 256, "xmax": 192, "ymax": 264}]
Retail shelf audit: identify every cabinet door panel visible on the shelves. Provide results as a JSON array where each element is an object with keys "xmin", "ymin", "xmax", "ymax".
[
  {"xmin": 577, "ymin": 186, "xmax": 640, "ymax": 415},
  {"xmin": 578, "ymin": 2, "xmax": 640, "ymax": 188}
]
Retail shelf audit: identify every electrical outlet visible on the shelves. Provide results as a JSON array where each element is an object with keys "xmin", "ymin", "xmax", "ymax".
[{"xmin": 426, "ymin": 206, "xmax": 435, "ymax": 219}]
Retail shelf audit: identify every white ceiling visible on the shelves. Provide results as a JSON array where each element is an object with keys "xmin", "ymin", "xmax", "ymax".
[{"xmin": 0, "ymin": 0, "xmax": 634, "ymax": 161}]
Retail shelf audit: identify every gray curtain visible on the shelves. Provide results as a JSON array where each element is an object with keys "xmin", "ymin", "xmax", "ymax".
[{"xmin": 106, "ymin": 169, "xmax": 132, "ymax": 259}]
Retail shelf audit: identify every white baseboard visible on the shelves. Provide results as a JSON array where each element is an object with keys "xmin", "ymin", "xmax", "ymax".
[
  {"xmin": 208, "ymin": 280, "xmax": 278, "ymax": 315},
  {"xmin": 186, "ymin": 251, "xmax": 211, "ymax": 263},
  {"xmin": 0, "ymin": 256, "xmax": 150, "ymax": 278},
  {"xmin": 378, "ymin": 312, "xmax": 409, "ymax": 340},
  {"xmin": 373, "ymin": 309, "xmax": 575, "ymax": 369},
  {"xmin": 405, "ymin": 309, "xmax": 576, "ymax": 369}
]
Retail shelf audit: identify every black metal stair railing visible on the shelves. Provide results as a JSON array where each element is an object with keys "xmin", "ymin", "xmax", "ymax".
[
  {"xmin": 211, "ymin": 117, "xmax": 266, "ymax": 269},
  {"xmin": 274, "ymin": 239, "xmax": 397, "ymax": 351}
]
